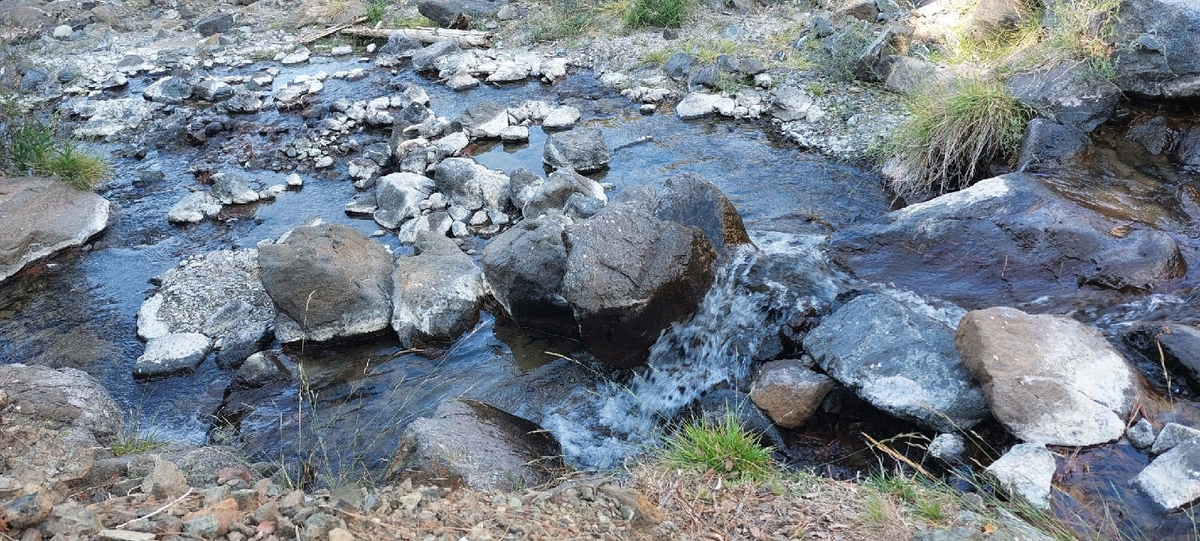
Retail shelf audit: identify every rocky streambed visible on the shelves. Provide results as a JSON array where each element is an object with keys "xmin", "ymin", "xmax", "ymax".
[{"xmin": 2, "ymin": 0, "xmax": 1200, "ymax": 538}]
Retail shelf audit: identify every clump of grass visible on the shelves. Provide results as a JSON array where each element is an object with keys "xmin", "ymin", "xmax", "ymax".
[
  {"xmin": 112, "ymin": 411, "xmax": 165, "ymax": 457},
  {"xmin": 391, "ymin": 14, "xmax": 435, "ymax": 28},
  {"xmin": 660, "ymin": 413, "xmax": 775, "ymax": 481},
  {"xmin": 642, "ymin": 48, "xmax": 671, "ymax": 66},
  {"xmin": 8, "ymin": 119, "xmax": 56, "ymax": 173},
  {"xmin": 44, "ymin": 141, "xmax": 109, "ymax": 190},
  {"xmin": 1, "ymin": 110, "xmax": 109, "ymax": 190},
  {"xmin": 531, "ymin": 10, "xmax": 594, "ymax": 42},
  {"xmin": 365, "ymin": 0, "xmax": 389, "ymax": 24},
  {"xmin": 624, "ymin": 0, "xmax": 685, "ymax": 28},
  {"xmin": 885, "ymin": 77, "xmax": 1031, "ymax": 198}
]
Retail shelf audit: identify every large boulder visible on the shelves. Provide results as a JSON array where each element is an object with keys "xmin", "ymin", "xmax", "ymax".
[
  {"xmin": 0, "ymin": 364, "xmax": 122, "ymax": 443},
  {"xmin": 480, "ymin": 216, "xmax": 577, "ymax": 338},
  {"xmin": 830, "ymin": 174, "xmax": 1188, "ymax": 307},
  {"xmin": 562, "ymin": 199, "xmax": 716, "ymax": 368},
  {"xmin": 0, "ymin": 177, "xmax": 110, "ymax": 284},
  {"xmin": 374, "ymin": 172, "xmax": 436, "ymax": 229},
  {"xmin": 258, "ymin": 223, "xmax": 394, "ymax": 343},
  {"xmin": 651, "ymin": 173, "xmax": 751, "ymax": 256},
  {"xmin": 136, "ymin": 249, "xmax": 275, "ymax": 370},
  {"xmin": 543, "ymin": 128, "xmax": 611, "ymax": 173},
  {"xmin": 956, "ymin": 307, "xmax": 1140, "ymax": 446},
  {"xmin": 1133, "ymin": 436, "xmax": 1200, "ymax": 510},
  {"xmin": 803, "ymin": 294, "xmax": 990, "ymax": 432},
  {"xmin": 386, "ymin": 399, "xmax": 563, "ymax": 490},
  {"xmin": 392, "ymin": 233, "xmax": 486, "ymax": 347},
  {"xmin": 1006, "ymin": 64, "xmax": 1119, "ymax": 132},
  {"xmin": 433, "ymin": 158, "xmax": 510, "ymax": 211},
  {"xmin": 1113, "ymin": 0, "xmax": 1200, "ymax": 98}
]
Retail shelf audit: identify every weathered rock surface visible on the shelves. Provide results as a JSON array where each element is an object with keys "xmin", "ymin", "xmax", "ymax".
[
  {"xmin": 543, "ymin": 128, "xmax": 611, "ymax": 173},
  {"xmin": 0, "ymin": 364, "xmax": 122, "ymax": 442},
  {"xmin": 749, "ymin": 359, "xmax": 835, "ymax": 428},
  {"xmin": 1016, "ymin": 118, "xmax": 1092, "ymax": 173},
  {"xmin": 258, "ymin": 223, "xmax": 394, "ymax": 343},
  {"xmin": 455, "ymin": 99, "xmax": 509, "ymax": 139},
  {"xmin": 803, "ymin": 294, "xmax": 989, "ymax": 432},
  {"xmin": 956, "ymin": 307, "xmax": 1139, "ymax": 446},
  {"xmin": 143, "ymin": 76, "xmax": 192, "ymax": 104},
  {"xmin": 1134, "ymin": 436, "xmax": 1200, "ymax": 510},
  {"xmin": 986, "ymin": 443, "xmax": 1056, "ymax": 510},
  {"xmin": 412, "ymin": 40, "xmax": 462, "ymax": 73},
  {"xmin": 651, "ymin": 173, "xmax": 751, "ymax": 255},
  {"xmin": 433, "ymin": 158, "xmax": 510, "ymax": 211},
  {"xmin": 167, "ymin": 191, "xmax": 222, "ymax": 224},
  {"xmin": 0, "ymin": 177, "xmax": 110, "ymax": 284},
  {"xmin": 392, "ymin": 233, "xmax": 486, "ymax": 347},
  {"xmin": 562, "ymin": 199, "xmax": 716, "ymax": 368},
  {"xmin": 386, "ymin": 399, "xmax": 563, "ymax": 490},
  {"xmin": 1007, "ymin": 64, "xmax": 1119, "ymax": 132},
  {"xmin": 374, "ymin": 172, "xmax": 436, "ymax": 229},
  {"xmin": 1113, "ymin": 0, "xmax": 1200, "ymax": 98},
  {"xmin": 1123, "ymin": 322, "xmax": 1200, "ymax": 383},
  {"xmin": 520, "ymin": 169, "xmax": 607, "ymax": 220},
  {"xmin": 134, "ymin": 332, "xmax": 213, "ymax": 378},
  {"xmin": 1151, "ymin": 423, "xmax": 1200, "ymax": 455},
  {"xmin": 210, "ymin": 173, "xmax": 259, "ymax": 205},
  {"xmin": 481, "ymin": 216, "xmax": 578, "ymax": 338}
]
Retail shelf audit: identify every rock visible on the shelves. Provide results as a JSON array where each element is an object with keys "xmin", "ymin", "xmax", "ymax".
[
  {"xmin": 281, "ymin": 47, "xmax": 311, "ymax": 65},
  {"xmin": 210, "ymin": 173, "xmax": 259, "ymax": 205},
  {"xmin": 98, "ymin": 530, "xmax": 156, "ymax": 541},
  {"xmin": 412, "ymin": 40, "xmax": 461, "ymax": 73},
  {"xmin": 986, "ymin": 443, "xmax": 1056, "ymax": 509},
  {"xmin": 225, "ymin": 87, "xmax": 263, "ymax": 114},
  {"xmin": 1113, "ymin": 0, "xmax": 1200, "ymax": 98},
  {"xmin": 43, "ymin": 500, "xmax": 101, "ymax": 539},
  {"xmin": 1125, "ymin": 115, "xmax": 1177, "ymax": 155},
  {"xmin": 487, "ymin": 61, "xmax": 530, "ymax": 83},
  {"xmin": 651, "ymin": 173, "xmax": 750, "ymax": 256},
  {"xmin": 749, "ymin": 359, "xmax": 835, "ymax": 428},
  {"xmin": 258, "ymin": 223, "xmax": 394, "ymax": 343},
  {"xmin": 665, "ymin": 53, "xmax": 694, "ymax": 80},
  {"xmin": 1084, "ymin": 229, "xmax": 1187, "ymax": 291},
  {"xmin": 195, "ymin": 13, "xmax": 234, "ymax": 36},
  {"xmin": 562, "ymin": 199, "xmax": 716, "ymax": 368},
  {"xmin": 375, "ymin": 172, "xmax": 436, "ymax": 229},
  {"xmin": 803, "ymin": 294, "xmax": 989, "ymax": 432},
  {"xmin": 418, "ymin": 0, "xmax": 502, "ymax": 27},
  {"xmin": 0, "ymin": 364, "xmax": 122, "ymax": 443},
  {"xmin": 433, "ymin": 158, "xmax": 510, "ymax": 211},
  {"xmin": 928, "ymin": 433, "xmax": 966, "ymax": 464},
  {"xmin": 301, "ymin": 513, "xmax": 346, "ymax": 541},
  {"xmin": 542, "ymin": 57, "xmax": 568, "ymax": 81},
  {"xmin": 182, "ymin": 498, "xmax": 238, "ymax": 537},
  {"xmin": 675, "ymin": 92, "xmax": 722, "ymax": 119},
  {"xmin": 837, "ymin": 0, "xmax": 878, "ymax": 21},
  {"xmin": 1016, "ymin": 118, "xmax": 1092, "ymax": 172},
  {"xmin": 1176, "ymin": 125, "xmax": 1200, "ymax": 166},
  {"xmin": 565, "ymin": 193, "xmax": 605, "ymax": 219},
  {"xmin": 378, "ymin": 33, "xmax": 423, "ymax": 56},
  {"xmin": 2, "ymin": 491, "xmax": 53, "ymax": 530},
  {"xmin": 1127, "ymin": 418, "xmax": 1156, "ymax": 450},
  {"xmin": 435, "ymin": 131, "xmax": 469, "ymax": 159},
  {"xmin": 1007, "ymin": 64, "xmax": 1119, "ymax": 132},
  {"xmin": 1125, "ymin": 323, "xmax": 1200, "ymax": 383},
  {"xmin": 500, "ymin": 125, "xmax": 529, "ymax": 142},
  {"xmin": 1133, "ymin": 436, "xmax": 1200, "ymax": 509},
  {"xmin": 881, "ymin": 55, "xmax": 954, "ymax": 96},
  {"xmin": 521, "ymin": 169, "xmax": 607, "ymax": 220},
  {"xmin": 543, "ymin": 128, "xmax": 610, "ymax": 173},
  {"xmin": 481, "ymin": 216, "xmax": 577, "ymax": 338},
  {"xmin": 193, "ymin": 80, "xmax": 234, "ymax": 102},
  {"xmin": 143, "ymin": 76, "xmax": 192, "ymax": 104},
  {"xmin": 234, "ymin": 351, "xmax": 291, "ymax": 388},
  {"xmin": 969, "ymin": 0, "xmax": 1026, "ymax": 36},
  {"xmin": 20, "ymin": 68, "xmax": 47, "ymax": 92},
  {"xmin": 0, "ymin": 177, "xmax": 110, "ymax": 284},
  {"xmin": 956, "ymin": 307, "xmax": 1139, "ymax": 446},
  {"xmin": 1151, "ymin": 423, "xmax": 1200, "ymax": 455},
  {"xmin": 392, "ymin": 233, "xmax": 485, "ymax": 346},
  {"xmin": 446, "ymin": 71, "xmax": 480, "ymax": 91},
  {"xmin": 142, "ymin": 458, "xmax": 190, "ymax": 499},
  {"xmin": 771, "ymin": 85, "xmax": 817, "ymax": 122},
  {"xmin": 386, "ymin": 399, "xmax": 563, "ymax": 490},
  {"xmin": 692, "ymin": 389, "xmax": 785, "ymax": 451},
  {"xmin": 456, "ymin": 99, "xmax": 509, "ymax": 139},
  {"xmin": 134, "ymin": 332, "xmax": 213, "ymax": 378},
  {"xmin": 286, "ymin": 174, "xmax": 303, "ymax": 187},
  {"xmin": 542, "ymin": 106, "xmax": 581, "ymax": 130},
  {"xmin": 331, "ymin": 45, "xmax": 353, "ymax": 56}
]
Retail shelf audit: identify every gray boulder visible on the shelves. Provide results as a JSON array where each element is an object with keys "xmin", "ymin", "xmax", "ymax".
[
  {"xmin": 1016, "ymin": 118, "xmax": 1093, "ymax": 173},
  {"xmin": 195, "ymin": 13, "xmax": 234, "ymax": 36},
  {"xmin": 651, "ymin": 173, "xmax": 751, "ymax": 256},
  {"xmin": 1176, "ymin": 125, "xmax": 1200, "ymax": 166},
  {"xmin": 1151, "ymin": 423, "xmax": 1200, "ymax": 455},
  {"xmin": 386, "ymin": 399, "xmax": 563, "ymax": 490},
  {"xmin": 1133, "ymin": 436, "xmax": 1200, "ymax": 509},
  {"xmin": 749, "ymin": 359, "xmax": 835, "ymax": 428},
  {"xmin": 143, "ymin": 76, "xmax": 192, "ymax": 105},
  {"xmin": 258, "ymin": 223, "xmax": 394, "ymax": 343},
  {"xmin": 0, "ymin": 364, "xmax": 123, "ymax": 443},
  {"xmin": 986, "ymin": 443, "xmax": 1056, "ymax": 510},
  {"xmin": 375, "ymin": 172, "xmax": 436, "ymax": 229},
  {"xmin": 521, "ymin": 169, "xmax": 607, "ymax": 220},
  {"xmin": 957, "ymin": 307, "xmax": 1139, "ymax": 446},
  {"xmin": 378, "ymin": 32, "xmax": 423, "ymax": 57},
  {"xmin": 543, "ymin": 128, "xmax": 611, "ymax": 173},
  {"xmin": 1084, "ymin": 229, "xmax": 1187, "ymax": 291},
  {"xmin": 210, "ymin": 173, "xmax": 259, "ymax": 205},
  {"xmin": 134, "ymin": 332, "xmax": 213, "ymax": 378},
  {"xmin": 193, "ymin": 80, "xmax": 233, "ymax": 102},
  {"xmin": 0, "ymin": 177, "xmax": 110, "ymax": 284},
  {"xmin": 412, "ymin": 40, "xmax": 462, "ymax": 72},
  {"xmin": 1006, "ymin": 64, "xmax": 1119, "ymax": 132},
  {"xmin": 433, "ymin": 158, "xmax": 510, "ymax": 211},
  {"xmin": 803, "ymin": 294, "xmax": 990, "ymax": 432},
  {"xmin": 1113, "ymin": 0, "xmax": 1200, "ymax": 98},
  {"xmin": 455, "ymin": 99, "xmax": 509, "ymax": 139},
  {"xmin": 392, "ymin": 233, "xmax": 486, "ymax": 347},
  {"xmin": 1123, "ymin": 323, "xmax": 1200, "ymax": 383},
  {"xmin": 1125, "ymin": 115, "xmax": 1177, "ymax": 155},
  {"xmin": 562, "ymin": 199, "xmax": 716, "ymax": 368},
  {"xmin": 480, "ymin": 216, "xmax": 577, "ymax": 338}
]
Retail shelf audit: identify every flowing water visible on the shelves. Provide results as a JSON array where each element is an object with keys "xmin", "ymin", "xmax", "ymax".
[{"xmin": 1, "ymin": 57, "xmax": 1198, "ymax": 538}]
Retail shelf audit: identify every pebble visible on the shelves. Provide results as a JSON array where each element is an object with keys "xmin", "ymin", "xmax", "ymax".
[{"xmin": 53, "ymin": 25, "xmax": 72, "ymax": 38}]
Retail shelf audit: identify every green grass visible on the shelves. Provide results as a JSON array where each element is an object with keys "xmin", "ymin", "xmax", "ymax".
[
  {"xmin": 1, "ymin": 110, "xmax": 109, "ymax": 191},
  {"xmin": 391, "ymin": 14, "xmax": 435, "ymax": 28},
  {"xmin": 44, "ymin": 142, "xmax": 109, "ymax": 190},
  {"xmin": 660, "ymin": 413, "xmax": 775, "ymax": 481},
  {"xmin": 884, "ymin": 77, "xmax": 1031, "ymax": 198},
  {"xmin": 365, "ymin": 0, "xmax": 389, "ymax": 24},
  {"xmin": 624, "ymin": 0, "xmax": 686, "ymax": 28},
  {"xmin": 112, "ymin": 411, "xmax": 165, "ymax": 457},
  {"xmin": 9, "ymin": 119, "xmax": 56, "ymax": 173}
]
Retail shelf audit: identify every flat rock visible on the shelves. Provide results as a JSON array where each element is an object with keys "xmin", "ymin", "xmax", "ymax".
[
  {"xmin": 542, "ymin": 105, "xmax": 581, "ymax": 129},
  {"xmin": 1134, "ymin": 436, "xmax": 1200, "ymax": 509},
  {"xmin": 375, "ymin": 172, "xmax": 436, "ymax": 229},
  {"xmin": 134, "ymin": 332, "xmax": 213, "ymax": 378},
  {"xmin": 1151, "ymin": 423, "xmax": 1200, "ymax": 455},
  {"xmin": 0, "ymin": 177, "xmax": 110, "ymax": 284},
  {"xmin": 543, "ymin": 128, "xmax": 610, "ymax": 173},
  {"xmin": 986, "ymin": 443, "xmax": 1056, "ymax": 509}
]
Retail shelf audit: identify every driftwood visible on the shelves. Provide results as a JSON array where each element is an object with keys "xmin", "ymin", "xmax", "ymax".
[
  {"xmin": 298, "ymin": 15, "xmax": 368, "ymax": 44},
  {"xmin": 338, "ymin": 26, "xmax": 495, "ymax": 48}
]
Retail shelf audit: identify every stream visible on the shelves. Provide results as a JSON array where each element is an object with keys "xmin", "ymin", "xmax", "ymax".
[{"xmin": 1, "ymin": 55, "xmax": 1198, "ymax": 539}]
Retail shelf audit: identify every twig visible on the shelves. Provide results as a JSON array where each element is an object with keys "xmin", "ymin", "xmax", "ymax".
[
  {"xmin": 114, "ymin": 488, "xmax": 194, "ymax": 530},
  {"xmin": 299, "ymin": 15, "xmax": 368, "ymax": 44}
]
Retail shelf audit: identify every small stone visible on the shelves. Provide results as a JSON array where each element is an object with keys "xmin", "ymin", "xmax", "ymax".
[
  {"xmin": 367, "ymin": 43, "xmax": 378, "ymax": 53},
  {"xmin": 986, "ymin": 443, "xmax": 1056, "ymax": 509},
  {"xmin": 329, "ymin": 528, "xmax": 354, "ymax": 541},
  {"xmin": 331, "ymin": 45, "xmax": 353, "ymax": 56},
  {"xmin": 281, "ymin": 48, "xmax": 311, "ymax": 65},
  {"xmin": 1151, "ymin": 423, "xmax": 1200, "ymax": 455},
  {"xmin": 285, "ymin": 173, "xmax": 303, "ymax": 187},
  {"xmin": 640, "ymin": 104, "xmax": 656, "ymax": 115},
  {"xmin": 53, "ymin": 24, "xmax": 72, "ymax": 38},
  {"xmin": 314, "ymin": 156, "xmax": 334, "ymax": 168},
  {"xmin": 1127, "ymin": 419, "xmax": 1156, "ymax": 450},
  {"xmin": 929, "ymin": 433, "xmax": 967, "ymax": 464},
  {"xmin": 500, "ymin": 125, "xmax": 529, "ymax": 142},
  {"xmin": 97, "ymin": 531, "xmax": 156, "ymax": 541}
]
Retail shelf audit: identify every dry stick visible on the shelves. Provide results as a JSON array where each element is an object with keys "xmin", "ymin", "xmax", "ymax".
[
  {"xmin": 114, "ymin": 488, "xmax": 194, "ymax": 530},
  {"xmin": 298, "ymin": 15, "xmax": 368, "ymax": 44},
  {"xmin": 338, "ymin": 26, "xmax": 495, "ymax": 48}
]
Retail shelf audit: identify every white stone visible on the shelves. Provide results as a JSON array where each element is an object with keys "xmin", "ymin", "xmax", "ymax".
[
  {"xmin": 53, "ymin": 24, "xmax": 72, "ymax": 38},
  {"xmin": 986, "ymin": 443, "xmax": 1056, "ymax": 509},
  {"xmin": 134, "ymin": 333, "xmax": 213, "ymax": 377},
  {"xmin": 675, "ymin": 92, "xmax": 722, "ymax": 119},
  {"xmin": 331, "ymin": 45, "xmax": 353, "ymax": 56},
  {"xmin": 1152, "ymin": 423, "xmax": 1200, "ymax": 455},
  {"xmin": 1134, "ymin": 436, "xmax": 1200, "ymax": 510},
  {"xmin": 542, "ymin": 106, "xmax": 581, "ymax": 130},
  {"xmin": 285, "ymin": 173, "xmax": 303, "ymax": 187}
]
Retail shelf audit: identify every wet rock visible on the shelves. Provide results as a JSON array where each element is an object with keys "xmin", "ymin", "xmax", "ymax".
[
  {"xmin": 652, "ymin": 173, "xmax": 751, "ymax": 256},
  {"xmin": 1125, "ymin": 323, "xmax": 1200, "ymax": 383},
  {"xmin": 412, "ymin": 40, "xmax": 461, "ymax": 73},
  {"xmin": 749, "ymin": 359, "xmax": 835, "ymax": 428},
  {"xmin": 386, "ymin": 399, "xmax": 563, "ymax": 490},
  {"xmin": 1134, "ymin": 436, "xmax": 1200, "ymax": 509},
  {"xmin": 481, "ymin": 216, "xmax": 576, "ymax": 338},
  {"xmin": 0, "ymin": 177, "xmax": 110, "ymax": 284},
  {"xmin": 562, "ymin": 199, "xmax": 716, "ymax": 368},
  {"xmin": 192, "ymin": 79, "xmax": 233, "ymax": 102},
  {"xmin": 0, "ymin": 364, "xmax": 122, "ymax": 443},
  {"xmin": 956, "ymin": 306, "xmax": 1139, "ymax": 446},
  {"xmin": 375, "ymin": 173, "xmax": 436, "ymax": 229},
  {"xmin": 433, "ymin": 158, "xmax": 510, "ymax": 211},
  {"xmin": 1016, "ymin": 118, "xmax": 1092, "ymax": 173},
  {"xmin": 1127, "ymin": 418, "xmax": 1156, "ymax": 450},
  {"xmin": 195, "ymin": 13, "xmax": 234, "ymax": 36},
  {"xmin": 142, "ymin": 458, "xmax": 190, "ymax": 499},
  {"xmin": 224, "ymin": 87, "xmax": 263, "ymax": 114},
  {"xmin": 143, "ymin": 76, "xmax": 192, "ymax": 104},
  {"xmin": 456, "ymin": 99, "xmax": 509, "ymax": 139},
  {"xmin": 392, "ymin": 233, "xmax": 485, "ymax": 346},
  {"xmin": 675, "ymin": 92, "xmax": 722, "ymax": 119},
  {"xmin": 1125, "ymin": 115, "xmax": 1177, "ymax": 155},
  {"xmin": 135, "ymin": 332, "xmax": 213, "ymax": 378},
  {"xmin": 1083, "ymin": 229, "xmax": 1187, "ymax": 291},
  {"xmin": 1151, "ymin": 423, "xmax": 1200, "ymax": 455},
  {"xmin": 500, "ymin": 125, "xmax": 529, "ymax": 142},
  {"xmin": 258, "ymin": 223, "xmax": 394, "ymax": 343},
  {"xmin": 543, "ymin": 128, "xmax": 610, "ymax": 173},
  {"xmin": 803, "ymin": 294, "xmax": 989, "ymax": 432},
  {"xmin": 280, "ymin": 47, "xmax": 311, "ymax": 65},
  {"xmin": 446, "ymin": 71, "xmax": 480, "ymax": 91},
  {"xmin": 234, "ymin": 351, "xmax": 292, "ymax": 388},
  {"xmin": 1176, "ymin": 125, "xmax": 1200, "ymax": 166},
  {"xmin": 986, "ymin": 443, "xmax": 1056, "ymax": 509},
  {"xmin": 542, "ymin": 106, "xmax": 581, "ymax": 130},
  {"xmin": 1007, "ymin": 64, "xmax": 1118, "ymax": 132},
  {"xmin": 692, "ymin": 389, "xmax": 785, "ymax": 450},
  {"xmin": 521, "ymin": 169, "xmax": 607, "ymax": 220},
  {"xmin": 210, "ymin": 173, "xmax": 259, "ymax": 205},
  {"xmin": 1113, "ymin": 0, "xmax": 1200, "ymax": 98}
]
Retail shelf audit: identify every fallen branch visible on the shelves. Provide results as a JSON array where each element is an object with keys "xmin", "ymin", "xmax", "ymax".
[
  {"xmin": 338, "ymin": 26, "xmax": 495, "ymax": 48},
  {"xmin": 299, "ymin": 16, "xmax": 368, "ymax": 44},
  {"xmin": 114, "ymin": 488, "xmax": 194, "ymax": 530}
]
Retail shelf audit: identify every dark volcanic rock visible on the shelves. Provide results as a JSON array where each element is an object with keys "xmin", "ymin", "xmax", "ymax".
[
  {"xmin": 481, "ymin": 216, "xmax": 577, "ymax": 338},
  {"xmin": 1113, "ymin": 0, "xmax": 1200, "ymax": 98}
]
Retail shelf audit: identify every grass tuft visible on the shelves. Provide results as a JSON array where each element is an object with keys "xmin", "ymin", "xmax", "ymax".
[
  {"xmin": 884, "ymin": 77, "xmax": 1031, "ymax": 198},
  {"xmin": 112, "ymin": 411, "xmax": 165, "ymax": 457},
  {"xmin": 1, "ymin": 110, "xmax": 109, "ymax": 191},
  {"xmin": 660, "ymin": 413, "xmax": 774, "ymax": 481},
  {"xmin": 44, "ymin": 142, "xmax": 109, "ymax": 190},
  {"xmin": 624, "ymin": 0, "xmax": 686, "ymax": 28},
  {"xmin": 365, "ymin": 0, "xmax": 389, "ymax": 24}
]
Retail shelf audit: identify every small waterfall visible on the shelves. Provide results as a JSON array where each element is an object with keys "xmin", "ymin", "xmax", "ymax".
[{"xmin": 543, "ymin": 238, "xmax": 832, "ymax": 469}]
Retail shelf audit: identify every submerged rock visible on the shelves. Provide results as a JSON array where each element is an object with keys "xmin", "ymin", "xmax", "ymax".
[
  {"xmin": 803, "ymin": 294, "xmax": 990, "ymax": 432},
  {"xmin": 1134, "ymin": 436, "xmax": 1200, "ymax": 509},
  {"xmin": 392, "ymin": 233, "xmax": 486, "ymax": 347},
  {"xmin": 0, "ymin": 177, "xmax": 110, "ymax": 284},
  {"xmin": 956, "ymin": 307, "xmax": 1139, "ymax": 446},
  {"xmin": 386, "ymin": 399, "xmax": 563, "ymax": 490},
  {"xmin": 258, "ymin": 223, "xmax": 394, "ymax": 343},
  {"xmin": 1123, "ymin": 322, "xmax": 1200, "ymax": 384}
]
